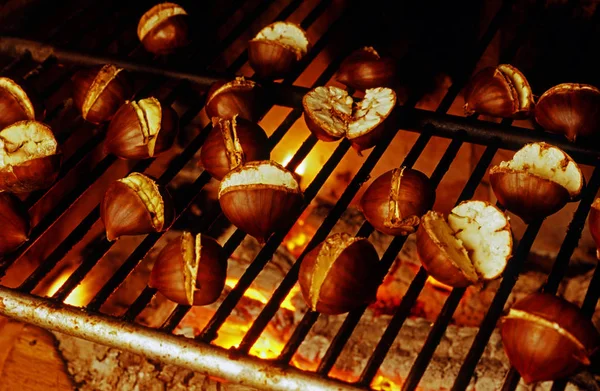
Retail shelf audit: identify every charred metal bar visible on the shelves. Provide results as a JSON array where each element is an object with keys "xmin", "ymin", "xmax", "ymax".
[
  {"xmin": 0, "ymin": 287, "xmax": 368, "ymax": 391},
  {"xmin": 582, "ymin": 264, "xmax": 600, "ymax": 316}
]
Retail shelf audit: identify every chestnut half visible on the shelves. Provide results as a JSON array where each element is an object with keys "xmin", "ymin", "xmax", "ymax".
[
  {"xmin": 336, "ymin": 47, "xmax": 397, "ymax": 91},
  {"xmin": 200, "ymin": 115, "xmax": 269, "ymax": 180},
  {"xmin": 249, "ymin": 21, "xmax": 309, "ymax": 79},
  {"xmin": 150, "ymin": 232, "xmax": 226, "ymax": 306},
  {"xmin": 534, "ymin": 83, "xmax": 600, "ymax": 142},
  {"xmin": 205, "ymin": 77, "xmax": 264, "ymax": 122},
  {"xmin": 0, "ymin": 77, "xmax": 39, "ymax": 129},
  {"xmin": 464, "ymin": 64, "xmax": 533, "ymax": 118},
  {"xmin": 101, "ymin": 172, "xmax": 175, "ymax": 241},
  {"xmin": 489, "ymin": 142, "xmax": 583, "ymax": 223},
  {"xmin": 105, "ymin": 97, "xmax": 179, "ymax": 159},
  {"xmin": 303, "ymin": 86, "xmax": 396, "ymax": 153},
  {"xmin": 298, "ymin": 232, "xmax": 380, "ymax": 315},
  {"xmin": 137, "ymin": 2, "xmax": 189, "ymax": 55},
  {"xmin": 360, "ymin": 167, "xmax": 435, "ymax": 236},
  {"xmin": 0, "ymin": 121, "xmax": 61, "ymax": 193},
  {"xmin": 218, "ymin": 160, "xmax": 303, "ymax": 242},
  {"xmin": 500, "ymin": 293, "xmax": 600, "ymax": 384},
  {"xmin": 416, "ymin": 200, "xmax": 512, "ymax": 287},
  {"xmin": 71, "ymin": 64, "xmax": 132, "ymax": 124},
  {"xmin": 0, "ymin": 193, "xmax": 30, "ymax": 255}
]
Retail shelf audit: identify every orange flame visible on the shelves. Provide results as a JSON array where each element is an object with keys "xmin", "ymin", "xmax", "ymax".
[
  {"xmin": 426, "ymin": 276, "xmax": 453, "ymax": 292},
  {"xmin": 45, "ymin": 271, "xmax": 89, "ymax": 307}
]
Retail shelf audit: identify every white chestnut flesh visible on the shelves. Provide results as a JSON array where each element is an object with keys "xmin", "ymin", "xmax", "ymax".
[
  {"xmin": 218, "ymin": 160, "xmax": 303, "ymax": 242},
  {"xmin": 489, "ymin": 142, "xmax": 583, "ymax": 223},
  {"xmin": 298, "ymin": 232, "xmax": 381, "ymax": 315},
  {"xmin": 416, "ymin": 200, "xmax": 512, "ymax": 287},
  {"xmin": 303, "ymin": 86, "xmax": 396, "ymax": 153},
  {"xmin": 0, "ymin": 120, "xmax": 60, "ymax": 193}
]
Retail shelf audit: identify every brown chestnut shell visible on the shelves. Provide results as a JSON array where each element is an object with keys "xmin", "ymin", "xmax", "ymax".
[
  {"xmin": 205, "ymin": 77, "xmax": 264, "ymax": 122},
  {"xmin": 200, "ymin": 116, "xmax": 269, "ymax": 180},
  {"xmin": 0, "ymin": 193, "xmax": 30, "ymax": 255},
  {"xmin": 298, "ymin": 233, "xmax": 381, "ymax": 315},
  {"xmin": 149, "ymin": 232, "xmax": 226, "ymax": 306},
  {"xmin": 137, "ymin": 3, "xmax": 189, "ymax": 55},
  {"xmin": 336, "ymin": 47, "xmax": 397, "ymax": 91},
  {"xmin": 0, "ymin": 77, "xmax": 44, "ymax": 129},
  {"xmin": 500, "ymin": 293, "xmax": 600, "ymax": 384},
  {"xmin": 360, "ymin": 167, "xmax": 435, "ymax": 236},
  {"xmin": 71, "ymin": 64, "xmax": 132, "ymax": 124},
  {"xmin": 534, "ymin": 83, "xmax": 600, "ymax": 142}
]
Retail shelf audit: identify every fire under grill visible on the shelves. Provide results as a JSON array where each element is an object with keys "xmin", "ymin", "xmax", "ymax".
[{"xmin": 0, "ymin": 0, "xmax": 599, "ymax": 390}]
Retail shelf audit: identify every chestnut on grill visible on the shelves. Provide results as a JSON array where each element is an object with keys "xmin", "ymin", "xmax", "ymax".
[
  {"xmin": 0, "ymin": 77, "xmax": 44, "ymax": 129},
  {"xmin": 218, "ymin": 160, "xmax": 303, "ymax": 243},
  {"xmin": 336, "ymin": 47, "xmax": 397, "ymax": 91},
  {"xmin": 105, "ymin": 97, "xmax": 179, "ymax": 159},
  {"xmin": 0, "ymin": 193, "xmax": 30, "ymax": 255},
  {"xmin": 464, "ymin": 64, "xmax": 534, "ymax": 118},
  {"xmin": 302, "ymin": 86, "xmax": 396, "ymax": 153},
  {"xmin": 71, "ymin": 64, "xmax": 132, "ymax": 124},
  {"xmin": 248, "ymin": 21, "xmax": 309, "ymax": 79},
  {"xmin": 489, "ymin": 142, "xmax": 583, "ymax": 223},
  {"xmin": 500, "ymin": 293, "xmax": 600, "ymax": 384},
  {"xmin": 298, "ymin": 232, "xmax": 380, "ymax": 315},
  {"xmin": 416, "ymin": 200, "xmax": 512, "ymax": 288},
  {"xmin": 205, "ymin": 77, "xmax": 264, "ymax": 122},
  {"xmin": 137, "ymin": 2, "xmax": 189, "ymax": 55},
  {"xmin": 0, "ymin": 121, "xmax": 61, "ymax": 193},
  {"xmin": 149, "ymin": 232, "xmax": 227, "ymax": 306},
  {"xmin": 200, "ymin": 115, "xmax": 269, "ymax": 180},
  {"xmin": 534, "ymin": 83, "xmax": 600, "ymax": 142},
  {"xmin": 101, "ymin": 172, "xmax": 175, "ymax": 241},
  {"xmin": 360, "ymin": 167, "xmax": 435, "ymax": 236}
]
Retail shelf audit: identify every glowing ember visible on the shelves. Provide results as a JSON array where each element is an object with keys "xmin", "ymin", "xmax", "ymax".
[
  {"xmin": 426, "ymin": 275, "xmax": 453, "ymax": 292},
  {"xmin": 45, "ymin": 271, "xmax": 90, "ymax": 307},
  {"xmin": 281, "ymin": 153, "xmax": 307, "ymax": 176},
  {"xmin": 224, "ymin": 278, "xmax": 299, "ymax": 312}
]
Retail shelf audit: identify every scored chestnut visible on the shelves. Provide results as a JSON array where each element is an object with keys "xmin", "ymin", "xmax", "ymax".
[
  {"xmin": 71, "ymin": 64, "xmax": 132, "ymax": 124},
  {"xmin": 149, "ymin": 232, "xmax": 227, "ymax": 306},
  {"xmin": 0, "ymin": 120, "xmax": 61, "ymax": 193},
  {"xmin": 360, "ymin": 167, "xmax": 435, "ymax": 236},
  {"xmin": 205, "ymin": 77, "xmax": 264, "ymax": 122},
  {"xmin": 137, "ymin": 2, "xmax": 189, "ymax": 55},
  {"xmin": 105, "ymin": 97, "xmax": 179, "ymax": 159},
  {"xmin": 500, "ymin": 293, "xmax": 600, "ymax": 384},
  {"xmin": 416, "ymin": 200, "xmax": 512, "ymax": 288},
  {"xmin": 464, "ymin": 64, "xmax": 534, "ymax": 118},
  {"xmin": 589, "ymin": 198, "xmax": 600, "ymax": 259},
  {"xmin": 0, "ymin": 77, "xmax": 43, "ymax": 129},
  {"xmin": 336, "ymin": 47, "xmax": 397, "ymax": 91},
  {"xmin": 200, "ymin": 115, "xmax": 269, "ymax": 180},
  {"xmin": 534, "ymin": 83, "xmax": 600, "ymax": 142},
  {"xmin": 489, "ymin": 142, "xmax": 583, "ymax": 223},
  {"xmin": 248, "ymin": 21, "xmax": 309, "ymax": 79},
  {"xmin": 101, "ymin": 172, "xmax": 175, "ymax": 241},
  {"xmin": 0, "ymin": 193, "xmax": 30, "ymax": 255},
  {"xmin": 218, "ymin": 160, "xmax": 303, "ymax": 243},
  {"xmin": 303, "ymin": 85, "xmax": 396, "ymax": 153},
  {"xmin": 298, "ymin": 232, "xmax": 381, "ymax": 315}
]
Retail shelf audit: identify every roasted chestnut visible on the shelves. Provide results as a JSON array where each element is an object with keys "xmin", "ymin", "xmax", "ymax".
[
  {"xmin": 302, "ymin": 86, "xmax": 396, "ymax": 153},
  {"xmin": 534, "ymin": 83, "xmax": 600, "ymax": 142},
  {"xmin": 416, "ymin": 200, "xmax": 512, "ymax": 287},
  {"xmin": 360, "ymin": 167, "xmax": 435, "ymax": 236},
  {"xmin": 105, "ymin": 97, "xmax": 179, "ymax": 159},
  {"xmin": 218, "ymin": 160, "xmax": 303, "ymax": 243},
  {"xmin": 200, "ymin": 115, "xmax": 269, "ymax": 180},
  {"xmin": 0, "ymin": 77, "xmax": 43, "ymax": 129},
  {"xmin": 464, "ymin": 64, "xmax": 534, "ymax": 118},
  {"xmin": 500, "ymin": 293, "xmax": 600, "ymax": 384},
  {"xmin": 489, "ymin": 142, "xmax": 583, "ymax": 223},
  {"xmin": 589, "ymin": 197, "xmax": 600, "ymax": 259},
  {"xmin": 71, "ymin": 64, "xmax": 132, "ymax": 124},
  {"xmin": 0, "ymin": 121, "xmax": 61, "ymax": 193},
  {"xmin": 101, "ymin": 172, "xmax": 175, "ymax": 241},
  {"xmin": 336, "ymin": 47, "xmax": 397, "ymax": 91},
  {"xmin": 0, "ymin": 193, "xmax": 30, "ymax": 255},
  {"xmin": 205, "ymin": 77, "xmax": 264, "ymax": 122},
  {"xmin": 137, "ymin": 2, "xmax": 189, "ymax": 55},
  {"xmin": 298, "ymin": 232, "xmax": 380, "ymax": 315},
  {"xmin": 149, "ymin": 232, "xmax": 226, "ymax": 306},
  {"xmin": 248, "ymin": 21, "xmax": 309, "ymax": 79}
]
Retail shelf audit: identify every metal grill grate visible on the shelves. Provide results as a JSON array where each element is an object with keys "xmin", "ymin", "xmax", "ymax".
[{"xmin": 0, "ymin": 0, "xmax": 599, "ymax": 390}]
